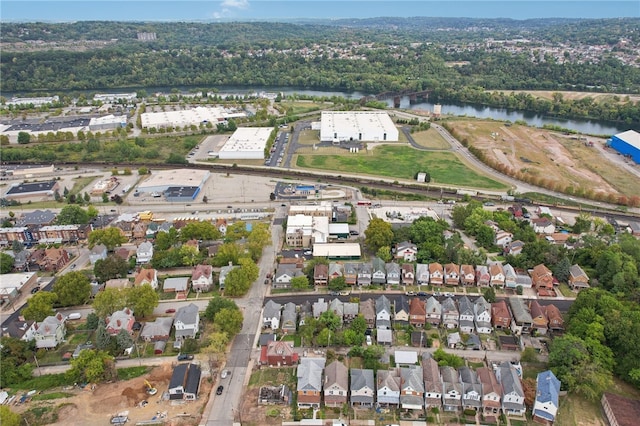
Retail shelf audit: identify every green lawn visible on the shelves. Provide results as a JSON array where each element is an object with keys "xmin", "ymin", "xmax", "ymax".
[
  {"xmin": 248, "ymin": 367, "xmax": 296, "ymax": 387},
  {"xmin": 296, "ymin": 145, "xmax": 508, "ymax": 190},
  {"xmin": 411, "ymin": 128, "xmax": 451, "ymax": 149}
]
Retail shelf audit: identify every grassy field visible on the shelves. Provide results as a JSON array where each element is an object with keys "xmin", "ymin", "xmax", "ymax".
[
  {"xmin": 296, "ymin": 129, "xmax": 320, "ymax": 145},
  {"xmin": 279, "ymin": 101, "xmax": 324, "ymax": 115},
  {"xmin": 410, "ymin": 128, "xmax": 451, "ymax": 149},
  {"xmin": 502, "ymin": 90, "xmax": 640, "ymax": 103},
  {"xmin": 296, "ymin": 145, "xmax": 509, "ymax": 190},
  {"xmin": 248, "ymin": 367, "xmax": 296, "ymax": 387},
  {"xmin": 556, "ymin": 394, "xmax": 605, "ymax": 426}
]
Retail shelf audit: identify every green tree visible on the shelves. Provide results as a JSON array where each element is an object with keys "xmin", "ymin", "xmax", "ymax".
[
  {"xmin": 11, "ymin": 240, "xmax": 24, "ymax": 254},
  {"xmin": 213, "ymin": 243, "xmax": 242, "ymax": 267},
  {"xmin": 86, "ymin": 312, "xmax": 99, "ymax": 330},
  {"xmin": 154, "ymin": 227, "xmax": 179, "ymax": 251},
  {"xmin": 433, "ymin": 348, "xmax": 465, "ymax": 368},
  {"xmin": 22, "ymin": 291, "xmax": 57, "ymax": 322},
  {"xmin": 17, "ymin": 131, "xmax": 31, "ymax": 144},
  {"xmin": 201, "ymin": 331, "xmax": 230, "ymax": 368},
  {"xmin": 365, "ymin": 218, "xmax": 394, "ymax": 253},
  {"xmin": 223, "ymin": 267, "xmax": 251, "ymax": 296},
  {"xmin": 92, "ymin": 287, "xmax": 126, "ymax": 319},
  {"xmin": 0, "ymin": 405, "xmax": 21, "ymax": 426},
  {"xmin": 204, "ymin": 296, "xmax": 239, "ymax": 322},
  {"xmin": 0, "ymin": 252, "xmax": 14, "ymax": 273},
  {"xmin": 572, "ymin": 213, "xmax": 592, "ymax": 234},
  {"xmin": 238, "ymin": 257, "xmax": 259, "ymax": 282},
  {"xmin": 0, "ymin": 337, "xmax": 34, "ymax": 387},
  {"xmin": 179, "ymin": 244, "xmax": 201, "ymax": 266},
  {"xmin": 214, "ymin": 307, "xmax": 243, "ymax": 337},
  {"xmin": 350, "ymin": 314, "xmax": 368, "ymax": 335},
  {"xmin": 328, "ymin": 275, "xmax": 347, "ymax": 292},
  {"xmin": 247, "ymin": 222, "xmax": 271, "ymax": 247},
  {"xmin": 88, "ymin": 227, "xmax": 127, "ymax": 251},
  {"xmin": 115, "ymin": 329, "xmax": 134, "ymax": 354},
  {"xmin": 65, "ymin": 349, "xmax": 116, "ymax": 384},
  {"xmin": 319, "ymin": 310, "xmax": 341, "ymax": 332},
  {"xmin": 56, "ymin": 205, "xmax": 90, "ymax": 225},
  {"xmin": 126, "ymin": 284, "xmax": 159, "ymax": 318},
  {"xmin": 225, "ymin": 221, "xmax": 250, "ymax": 241},
  {"xmin": 317, "ymin": 328, "xmax": 333, "ymax": 347},
  {"xmin": 482, "ymin": 286, "xmax": 496, "ymax": 303},
  {"xmin": 553, "ymin": 257, "xmax": 572, "ymax": 283},
  {"xmin": 376, "ymin": 246, "xmax": 392, "ymax": 262},
  {"xmin": 180, "ymin": 221, "xmax": 221, "ymax": 242},
  {"xmin": 53, "ymin": 271, "xmax": 91, "ymax": 306},
  {"xmin": 94, "ymin": 254, "xmax": 130, "ymax": 282},
  {"xmin": 291, "ymin": 275, "xmax": 310, "ymax": 290}
]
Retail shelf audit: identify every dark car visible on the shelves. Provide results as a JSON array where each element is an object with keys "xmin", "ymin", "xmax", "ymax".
[
  {"xmin": 177, "ymin": 354, "xmax": 194, "ymax": 361},
  {"xmin": 165, "ymin": 308, "xmax": 176, "ymax": 314},
  {"xmin": 132, "ymin": 321, "xmax": 142, "ymax": 331},
  {"xmin": 31, "ymin": 286, "xmax": 41, "ymax": 294},
  {"xmin": 417, "ymin": 291, "xmax": 428, "ymax": 297},
  {"xmin": 216, "ymin": 385, "xmax": 224, "ymax": 395}
]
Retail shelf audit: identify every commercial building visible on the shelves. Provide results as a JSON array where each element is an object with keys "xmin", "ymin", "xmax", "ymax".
[
  {"xmin": 0, "ymin": 164, "xmax": 55, "ymax": 177},
  {"xmin": 218, "ymin": 127, "xmax": 273, "ymax": 160},
  {"xmin": 608, "ymin": 130, "xmax": 640, "ymax": 164},
  {"xmin": 93, "ymin": 93, "xmax": 137, "ymax": 103},
  {"xmin": 285, "ymin": 215, "xmax": 329, "ymax": 248},
  {"xmin": 140, "ymin": 106, "xmax": 245, "ymax": 130},
  {"xmin": 312, "ymin": 243, "xmax": 361, "ymax": 259},
  {"xmin": 136, "ymin": 169, "xmax": 210, "ymax": 201},
  {"xmin": 88, "ymin": 115, "xmax": 127, "ymax": 131},
  {"xmin": 320, "ymin": 111, "xmax": 399, "ymax": 143},
  {"xmin": 0, "ymin": 272, "xmax": 37, "ymax": 302},
  {"xmin": 4, "ymin": 180, "xmax": 59, "ymax": 201},
  {"xmin": 5, "ymin": 96, "xmax": 59, "ymax": 107}
]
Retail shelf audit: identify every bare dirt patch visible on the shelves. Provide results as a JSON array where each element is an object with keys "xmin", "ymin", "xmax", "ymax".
[
  {"xmin": 447, "ymin": 120, "xmax": 640, "ymax": 197},
  {"xmin": 11, "ymin": 364, "xmax": 211, "ymax": 426}
]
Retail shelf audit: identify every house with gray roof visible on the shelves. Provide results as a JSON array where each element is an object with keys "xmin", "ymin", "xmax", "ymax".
[
  {"xmin": 441, "ymin": 297, "xmax": 459, "ymax": 329},
  {"xmin": 503, "ymin": 264, "xmax": 518, "ymax": 288},
  {"xmin": 1, "ymin": 319, "xmax": 36, "ymax": 342},
  {"xmin": 385, "ymin": 262, "xmax": 401, "ymax": 285},
  {"xmin": 89, "ymin": 244, "xmax": 107, "ymax": 264},
  {"xmin": 297, "ymin": 357, "xmax": 326, "ymax": 409},
  {"xmin": 400, "ymin": 365, "xmax": 424, "ymax": 410},
  {"xmin": 263, "ymin": 300, "xmax": 282, "ymax": 330},
  {"xmin": 459, "ymin": 367, "xmax": 482, "ymax": 411},
  {"xmin": 140, "ymin": 317, "xmax": 174, "ymax": 342},
  {"xmin": 371, "ymin": 257, "xmax": 386, "ymax": 285},
  {"xmin": 496, "ymin": 362, "xmax": 526, "ymax": 416},
  {"xmin": 299, "ymin": 301, "xmax": 312, "ymax": 326},
  {"xmin": 474, "ymin": 295, "xmax": 493, "ymax": 334},
  {"xmin": 441, "ymin": 366, "xmax": 462, "ymax": 412},
  {"xmin": 509, "ymin": 297, "xmax": 532, "ymax": 335},
  {"xmin": 377, "ymin": 369, "xmax": 401, "ymax": 407},
  {"xmin": 425, "ymin": 296, "xmax": 442, "ymax": 326},
  {"xmin": 18, "ymin": 209, "xmax": 56, "ymax": 227},
  {"xmin": 219, "ymin": 262, "xmax": 238, "ymax": 290},
  {"xmin": 395, "ymin": 296, "xmax": 410, "ymax": 326},
  {"xmin": 416, "ymin": 263, "xmax": 430, "ymax": 285},
  {"xmin": 360, "ymin": 298, "xmax": 376, "ymax": 328},
  {"xmin": 458, "ymin": 295, "xmax": 475, "ymax": 333},
  {"xmin": 350, "ymin": 368, "xmax": 375, "ymax": 408},
  {"xmin": 357, "ymin": 262, "xmax": 372, "ymax": 286},
  {"xmin": 281, "ymin": 302, "xmax": 297, "ymax": 334},
  {"xmin": 328, "ymin": 298, "xmax": 344, "ymax": 325},
  {"xmin": 328, "ymin": 262, "xmax": 344, "ymax": 282},
  {"xmin": 569, "ymin": 264, "xmax": 590, "ymax": 290},
  {"xmin": 273, "ymin": 264, "xmax": 304, "ymax": 290},
  {"xmin": 324, "ymin": 360, "xmax": 348, "ymax": 407},
  {"xmin": 174, "ymin": 303, "xmax": 200, "ymax": 341},
  {"xmin": 344, "ymin": 262, "xmax": 359, "ymax": 286},
  {"xmin": 136, "ymin": 241, "xmax": 153, "ymax": 264},
  {"xmin": 313, "ymin": 298, "xmax": 328, "ymax": 319},
  {"xmin": 376, "ymin": 295, "xmax": 392, "ymax": 329},
  {"xmin": 343, "ymin": 302, "xmax": 359, "ymax": 323}
]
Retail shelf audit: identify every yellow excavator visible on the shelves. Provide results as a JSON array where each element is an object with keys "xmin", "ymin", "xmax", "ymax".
[{"xmin": 144, "ymin": 380, "xmax": 158, "ymax": 396}]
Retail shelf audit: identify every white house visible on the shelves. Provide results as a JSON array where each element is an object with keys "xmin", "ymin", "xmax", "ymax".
[
  {"xmin": 533, "ymin": 370, "xmax": 561, "ymax": 424},
  {"xmin": 89, "ymin": 244, "xmax": 107, "ymax": 264},
  {"xmin": 494, "ymin": 231, "xmax": 513, "ymax": 248},
  {"xmin": 136, "ymin": 241, "xmax": 154, "ymax": 264},
  {"xmin": 395, "ymin": 241, "xmax": 418, "ymax": 262},
  {"xmin": 376, "ymin": 295, "xmax": 392, "ymax": 329},
  {"xmin": 34, "ymin": 313, "xmax": 66, "ymax": 349},
  {"xmin": 474, "ymin": 296, "xmax": 493, "ymax": 334},
  {"xmin": 190, "ymin": 265, "xmax": 213, "ymax": 292},
  {"xmin": 263, "ymin": 300, "xmax": 282, "ymax": 330},
  {"xmin": 174, "ymin": 303, "xmax": 200, "ymax": 341}
]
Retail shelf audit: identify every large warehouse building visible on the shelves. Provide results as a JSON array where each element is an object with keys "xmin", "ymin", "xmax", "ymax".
[
  {"xmin": 609, "ymin": 130, "xmax": 640, "ymax": 164},
  {"xmin": 218, "ymin": 127, "xmax": 273, "ymax": 160},
  {"xmin": 140, "ymin": 106, "xmax": 246, "ymax": 130},
  {"xmin": 320, "ymin": 111, "xmax": 399, "ymax": 143},
  {"xmin": 136, "ymin": 169, "xmax": 210, "ymax": 201}
]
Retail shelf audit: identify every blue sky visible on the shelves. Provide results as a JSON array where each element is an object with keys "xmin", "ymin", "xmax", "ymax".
[{"xmin": 2, "ymin": 1, "xmax": 638, "ymax": 22}]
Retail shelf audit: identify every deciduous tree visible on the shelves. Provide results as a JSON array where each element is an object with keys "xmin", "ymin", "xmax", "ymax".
[
  {"xmin": 65, "ymin": 349, "xmax": 116, "ymax": 384},
  {"xmin": 365, "ymin": 218, "xmax": 394, "ymax": 253},
  {"xmin": 22, "ymin": 291, "xmax": 57, "ymax": 322},
  {"xmin": 88, "ymin": 227, "xmax": 127, "ymax": 251},
  {"xmin": 126, "ymin": 284, "xmax": 159, "ymax": 318},
  {"xmin": 214, "ymin": 308, "xmax": 243, "ymax": 337},
  {"xmin": 92, "ymin": 287, "xmax": 126, "ymax": 319},
  {"xmin": 94, "ymin": 255, "xmax": 129, "ymax": 282},
  {"xmin": 53, "ymin": 271, "xmax": 91, "ymax": 307}
]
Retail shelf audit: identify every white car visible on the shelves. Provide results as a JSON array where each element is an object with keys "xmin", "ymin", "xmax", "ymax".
[
  {"xmin": 303, "ymin": 250, "xmax": 312, "ymax": 256},
  {"xmin": 221, "ymin": 370, "xmax": 230, "ymax": 379},
  {"xmin": 67, "ymin": 313, "xmax": 82, "ymax": 320},
  {"xmin": 366, "ymin": 335, "xmax": 372, "ymax": 346}
]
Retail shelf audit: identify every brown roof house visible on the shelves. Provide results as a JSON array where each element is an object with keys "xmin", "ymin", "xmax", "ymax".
[
  {"xmin": 422, "ymin": 354, "xmax": 443, "ymax": 409},
  {"xmin": 314, "ymin": 264, "xmax": 328, "ymax": 286},
  {"xmin": 429, "ymin": 263, "xmax": 444, "ymax": 286},
  {"xmin": 266, "ymin": 340, "xmax": 298, "ymax": 367},
  {"xmin": 401, "ymin": 263, "xmax": 415, "ymax": 286},
  {"xmin": 105, "ymin": 307, "xmax": 135, "ymax": 336},
  {"xmin": 360, "ymin": 299, "xmax": 376, "ymax": 329},
  {"xmin": 444, "ymin": 263, "xmax": 460, "ymax": 286},
  {"xmin": 37, "ymin": 248, "xmax": 69, "ymax": 272},
  {"xmin": 134, "ymin": 268, "xmax": 158, "ymax": 290},
  {"xmin": 546, "ymin": 304, "xmax": 564, "ymax": 332},
  {"xmin": 191, "ymin": 265, "xmax": 213, "ymax": 292},
  {"xmin": 601, "ymin": 392, "xmax": 640, "ymax": 426},
  {"xmin": 460, "ymin": 264, "xmax": 476, "ymax": 286},
  {"xmin": 409, "ymin": 297, "xmax": 426, "ymax": 328},
  {"xmin": 489, "ymin": 263, "xmax": 505, "ymax": 288},
  {"xmin": 491, "ymin": 300, "xmax": 511, "ymax": 330},
  {"xmin": 531, "ymin": 264, "xmax": 554, "ymax": 293},
  {"xmin": 324, "ymin": 360, "xmax": 348, "ymax": 407},
  {"xmin": 529, "ymin": 300, "xmax": 549, "ymax": 335},
  {"xmin": 477, "ymin": 367, "xmax": 502, "ymax": 420}
]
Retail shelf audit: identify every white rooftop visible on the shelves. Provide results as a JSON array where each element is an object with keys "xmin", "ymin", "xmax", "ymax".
[
  {"xmin": 312, "ymin": 243, "xmax": 361, "ymax": 257},
  {"xmin": 219, "ymin": 127, "xmax": 272, "ymax": 154},
  {"xmin": 615, "ymin": 130, "xmax": 640, "ymax": 149},
  {"xmin": 138, "ymin": 168, "xmax": 209, "ymax": 190}
]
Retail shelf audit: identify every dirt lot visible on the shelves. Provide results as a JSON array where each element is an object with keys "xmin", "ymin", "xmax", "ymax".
[
  {"xmin": 447, "ymin": 120, "xmax": 640, "ymax": 198},
  {"xmin": 12, "ymin": 364, "xmax": 211, "ymax": 426}
]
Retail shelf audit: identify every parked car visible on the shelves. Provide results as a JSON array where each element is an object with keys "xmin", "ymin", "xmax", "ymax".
[
  {"xmin": 70, "ymin": 264, "xmax": 76, "ymax": 270},
  {"xmin": 31, "ymin": 286, "xmax": 40, "ymax": 294},
  {"xmin": 177, "ymin": 354, "xmax": 194, "ymax": 361},
  {"xmin": 165, "ymin": 308, "xmax": 176, "ymax": 314},
  {"xmin": 339, "ymin": 291, "xmax": 350, "ymax": 296},
  {"xmin": 405, "ymin": 291, "xmax": 416, "ymax": 296},
  {"xmin": 67, "ymin": 313, "xmax": 82, "ymax": 320},
  {"xmin": 366, "ymin": 335, "xmax": 372, "ymax": 346},
  {"xmin": 417, "ymin": 291, "xmax": 428, "ymax": 297},
  {"xmin": 303, "ymin": 250, "xmax": 312, "ymax": 256},
  {"xmin": 221, "ymin": 370, "xmax": 230, "ymax": 379},
  {"xmin": 216, "ymin": 385, "xmax": 224, "ymax": 395}
]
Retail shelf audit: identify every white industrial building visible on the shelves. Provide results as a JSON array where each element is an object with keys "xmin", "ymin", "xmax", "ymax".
[
  {"xmin": 218, "ymin": 127, "xmax": 273, "ymax": 160},
  {"xmin": 89, "ymin": 115, "xmax": 127, "ymax": 131},
  {"xmin": 136, "ymin": 168, "xmax": 210, "ymax": 194},
  {"xmin": 4, "ymin": 96, "xmax": 59, "ymax": 107},
  {"xmin": 320, "ymin": 111, "xmax": 399, "ymax": 143},
  {"xmin": 93, "ymin": 93, "xmax": 137, "ymax": 103},
  {"xmin": 140, "ymin": 106, "xmax": 246, "ymax": 130}
]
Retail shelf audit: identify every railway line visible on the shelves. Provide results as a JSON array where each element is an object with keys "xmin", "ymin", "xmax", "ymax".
[{"xmin": 17, "ymin": 159, "xmax": 640, "ymax": 224}]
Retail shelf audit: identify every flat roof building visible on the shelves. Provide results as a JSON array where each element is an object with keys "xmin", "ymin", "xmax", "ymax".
[
  {"xmin": 609, "ymin": 130, "xmax": 640, "ymax": 164},
  {"xmin": 137, "ymin": 169, "xmax": 209, "ymax": 195},
  {"xmin": 89, "ymin": 115, "xmax": 127, "ymax": 131},
  {"xmin": 218, "ymin": 127, "xmax": 272, "ymax": 160},
  {"xmin": 313, "ymin": 242, "xmax": 361, "ymax": 259},
  {"xmin": 5, "ymin": 181, "xmax": 59, "ymax": 200},
  {"xmin": 320, "ymin": 111, "xmax": 399, "ymax": 143},
  {"xmin": 140, "ymin": 106, "xmax": 245, "ymax": 129}
]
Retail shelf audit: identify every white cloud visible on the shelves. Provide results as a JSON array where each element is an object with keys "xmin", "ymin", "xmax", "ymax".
[{"xmin": 221, "ymin": 0, "xmax": 249, "ymax": 9}]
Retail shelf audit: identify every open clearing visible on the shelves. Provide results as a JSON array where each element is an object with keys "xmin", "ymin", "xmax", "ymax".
[
  {"xmin": 11, "ymin": 364, "xmax": 210, "ymax": 426},
  {"xmin": 295, "ymin": 144, "xmax": 509, "ymax": 190},
  {"xmin": 501, "ymin": 90, "xmax": 640, "ymax": 103},
  {"xmin": 410, "ymin": 127, "xmax": 451, "ymax": 149},
  {"xmin": 445, "ymin": 120, "xmax": 640, "ymax": 197}
]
